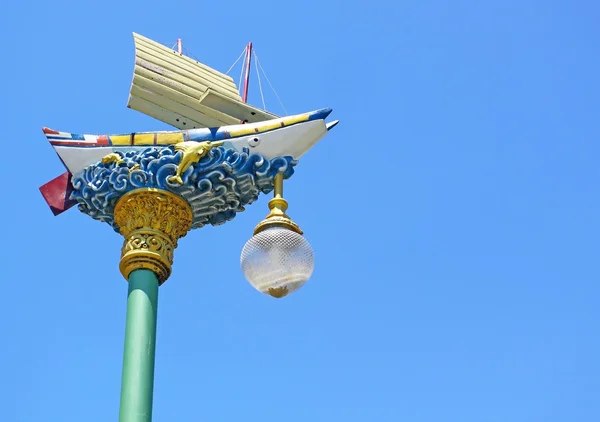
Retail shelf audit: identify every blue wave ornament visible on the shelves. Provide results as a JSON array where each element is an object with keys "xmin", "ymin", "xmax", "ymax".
[{"xmin": 70, "ymin": 146, "xmax": 298, "ymax": 231}]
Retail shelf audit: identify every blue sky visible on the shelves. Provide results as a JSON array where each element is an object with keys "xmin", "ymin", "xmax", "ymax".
[{"xmin": 1, "ymin": 0, "xmax": 599, "ymax": 420}]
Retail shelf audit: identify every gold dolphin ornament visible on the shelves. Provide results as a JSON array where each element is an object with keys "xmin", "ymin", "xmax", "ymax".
[{"xmin": 167, "ymin": 140, "xmax": 225, "ymax": 185}]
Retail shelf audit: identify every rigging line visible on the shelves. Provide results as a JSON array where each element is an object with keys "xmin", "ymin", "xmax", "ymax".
[
  {"xmin": 181, "ymin": 45, "xmax": 244, "ymax": 89},
  {"xmin": 172, "ymin": 42, "xmax": 247, "ymax": 98},
  {"xmin": 254, "ymin": 51, "xmax": 266, "ymax": 110},
  {"xmin": 254, "ymin": 50, "xmax": 288, "ymax": 115},
  {"xmin": 225, "ymin": 47, "xmax": 249, "ymax": 75},
  {"xmin": 238, "ymin": 49, "xmax": 247, "ymax": 93},
  {"xmin": 182, "ymin": 46, "xmax": 199, "ymax": 61}
]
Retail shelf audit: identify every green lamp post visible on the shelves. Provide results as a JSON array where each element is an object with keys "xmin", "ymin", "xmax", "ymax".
[{"xmin": 39, "ymin": 34, "xmax": 337, "ymax": 422}]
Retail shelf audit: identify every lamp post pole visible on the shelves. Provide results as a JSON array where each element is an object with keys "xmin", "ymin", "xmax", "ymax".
[{"xmin": 118, "ymin": 269, "xmax": 159, "ymax": 422}]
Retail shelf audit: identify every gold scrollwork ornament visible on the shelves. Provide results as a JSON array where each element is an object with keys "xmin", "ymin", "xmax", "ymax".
[{"xmin": 114, "ymin": 188, "xmax": 193, "ymax": 285}]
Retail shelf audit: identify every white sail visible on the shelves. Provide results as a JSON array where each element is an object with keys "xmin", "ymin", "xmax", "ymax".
[{"xmin": 128, "ymin": 33, "xmax": 278, "ymax": 129}]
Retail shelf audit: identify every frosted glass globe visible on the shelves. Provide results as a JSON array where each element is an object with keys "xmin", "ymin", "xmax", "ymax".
[{"xmin": 240, "ymin": 227, "xmax": 314, "ymax": 298}]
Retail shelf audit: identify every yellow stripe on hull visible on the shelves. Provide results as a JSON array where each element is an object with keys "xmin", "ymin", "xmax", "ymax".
[
  {"xmin": 110, "ymin": 135, "xmax": 132, "ymax": 145},
  {"xmin": 109, "ymin": 132, "xmax": 185, "ymax": 146},
  {"xmin": 156, "ymin": 133, "xmax": 184, "ymax": 144},
  {"xmin": 228, "ymin": 113, "xmax": 310, "ymax": 137},
  {"xmin": 133, "ymin": 133, "xmax": 155, "ymax": 145}
]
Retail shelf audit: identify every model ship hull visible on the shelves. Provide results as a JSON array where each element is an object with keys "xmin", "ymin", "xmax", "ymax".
[{"xmin": 44, "ymin": 108, "xmax": 337, "ymax": 176}]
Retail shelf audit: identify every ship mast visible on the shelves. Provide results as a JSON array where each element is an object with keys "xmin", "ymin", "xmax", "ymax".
[{"xmin": 241, "ymin": 42, "xmax": 253, "ymax": 104}]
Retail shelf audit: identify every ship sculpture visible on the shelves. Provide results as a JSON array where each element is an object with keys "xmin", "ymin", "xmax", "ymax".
[{"xmin": 40, "ymin": 33, "xmax": 337, "ymax": 224}]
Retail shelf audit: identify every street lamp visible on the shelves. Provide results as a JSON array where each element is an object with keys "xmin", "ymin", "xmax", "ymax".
[
  {"xmin": 38, "ymin": 33, "xmax": 338, "ymax": 422},
  {"xmin": 241, "ymin": 173, "xmax": 315, "ymax": 298}
]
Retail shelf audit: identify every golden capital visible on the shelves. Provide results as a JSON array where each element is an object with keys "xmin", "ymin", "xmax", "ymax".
[{"xmin": 114, "ymin": 188, "xmax": 193, "ymax": 285}]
